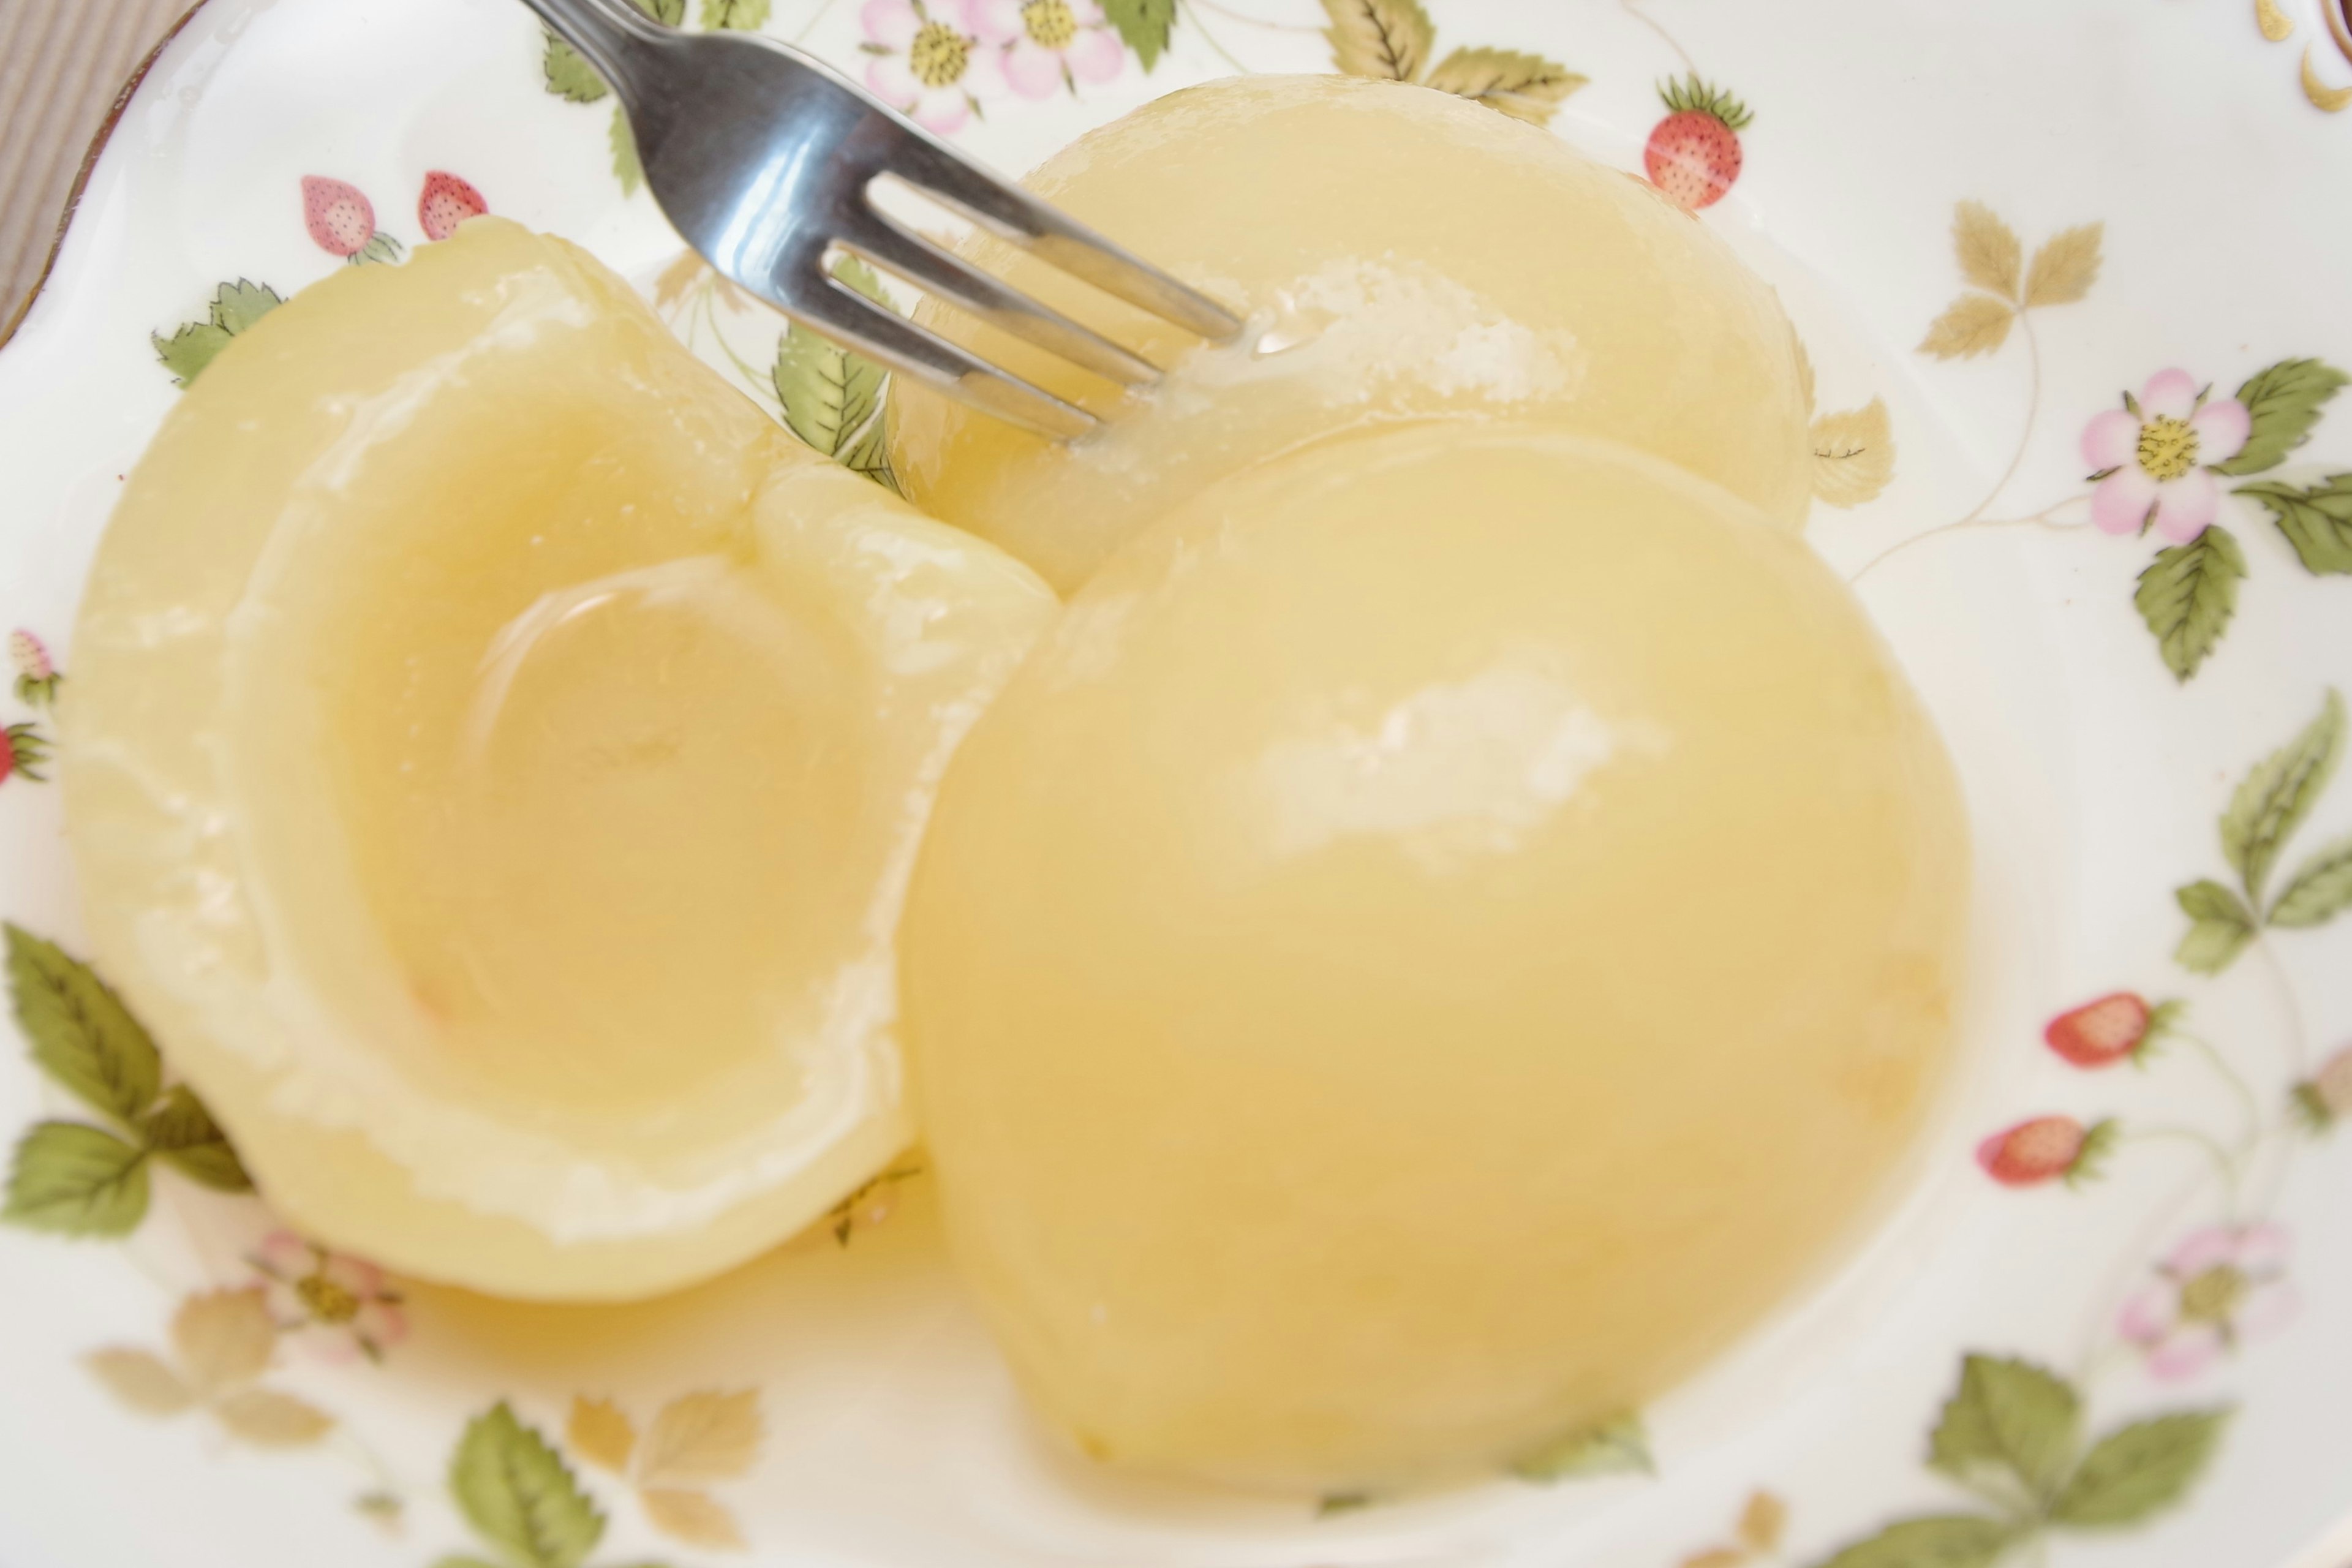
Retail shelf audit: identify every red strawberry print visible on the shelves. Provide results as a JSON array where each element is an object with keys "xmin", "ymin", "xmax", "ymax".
[
  {"xmin": 418, "ymin": 171, "xmax": 488, "ymax": 243},
  {"xmin": 9, "ymin": 628, "xmax": 58, "ymax": 709},
  {"xmin": 2, "ymin": 722, "xmax": 50, "ymax": 786},
  {"xmin": 2045, "ymin": 992, "xmax": 2173, "ymax": 1069},
  {"xmin": 1977, "ymin": 1115, "xmax": 2114, "ymax": 1188},
  {"xmin": 1643, "ymin": 75, "xmax": 1753, "ymax": 212},
  {"xmin": 302, "ymin": 176, "xmax": 404, "ymax": 265}
]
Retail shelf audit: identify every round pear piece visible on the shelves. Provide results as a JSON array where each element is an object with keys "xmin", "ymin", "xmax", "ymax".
[
  {"xmin": 893, "ymin": 75, "xmax": 1814, "ymax": 593},
  {"xmin": 901, "ymin": 423, "xmax": 1967, "ymax": 1489}
]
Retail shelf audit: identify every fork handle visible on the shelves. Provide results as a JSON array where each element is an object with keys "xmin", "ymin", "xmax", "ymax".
[{"xmin": 513, "ymin": 0, "xmax": 666, "ymax": 95}]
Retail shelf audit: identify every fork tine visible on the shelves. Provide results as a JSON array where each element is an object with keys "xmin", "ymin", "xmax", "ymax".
[
  {"xmin": 786, "ymin": 272, "xmax": 1096, "ymax": 442},
  {"xmin": 887, "ymin": 138, "xmax": 1245, "ymax": 344},
  {"xmin": 841, "ymin": 210, "xmax": 1161, "ymax": 389}
]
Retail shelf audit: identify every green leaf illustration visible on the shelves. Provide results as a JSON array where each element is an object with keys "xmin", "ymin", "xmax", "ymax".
[
  {"xmin": 611, "ymin": 107, "xmax": 644, "ymax": 196},
  {"xmin": 450, "ymin": 1403, "xmax": 605, "ymax": 1568},
  {"xmin": 1811, "ymin": 1513, "xmax": 2018, "ymax": 1568},
  {"xmin": 700, "ymin": 0, "xmax": 770, "ymax": 26},
  {"xmin": 5, "ymin": 924, "xmax": 162, "ymax": 1126},
  {"xmin": 2269, "ymin": 832, "xmax": 2352, "ymax": 927},
  {"xmin": 2133, "ymin": 524, "xmax": 2245, "ymax": 682},
  {"xmin": 1103, "ymin": 0, "xmax": 1176, "ymax": 69},
  {"xmin": 839, "ymin": 414, "xmax": 903, "ymax": 496},
  {"xmin": 546, "ymin": 0, "xmax": 677, "ymax": 103},
  {"xmin": 1926, "ymin": 1354, "xmax": 2081, "ymax": 1504},
  {"xmin": 1316, "ymin": 1491, "xmax": 1374, "ymax": 1516},
  {"xmin": 2235, "ymin": 474, "xmax": 2352, "ymax": 575},
  {"xmin": 1509, "ymin": 1409, "xmax": 1651, "ymax": 1482},
  {"xmin": 2173, "ymin": 879, "xmax": 2257, "ymax": 974},
  {"xmin": 1422, "ymin": 47, "xmax": 1587, "ymax": 125},
  {"xmin": 2214, "ymin": 358, "xmax": 2347, "ymax": 476},
  {"xmin": 2220, "ymin": 688, "xmax": 2344, "ymax": 904},
  {"xmin": 432, "ymin": 1558, "xmax": 508, "ymax": 1568},
  {"xmin": 4, "ymin": 1121, "xmax": 149, "ymax": 1236},
  {"xmin": 541, "ymin": 34, "xmax": 610, "ymax": 102},
  {"xmin": 775, "ymin": 257, "xmax": 895, "ymax": 466},
  {"xmin": 140, "ymin": 1085, "xmax": 253, "ymax": 1192},
  {"xmin": 153, "ymin": 322, "xmax": 232, "ymax": 387},
  {"xmin": 210, "ymin": 279, "xmax": 282, "ymax": 335},
  {"xmin": 2049, "ymin": 1409, "xmax": 2231, "ymax": 1528},
  {"xmin": 1319, "ymin": 0, "xmax": 1434, "ymax": 82},
  {"xmin": 775, "ymin": 328, "xmax": 884, "ymax": 457},
  {"xmin": 152, "ymin": 279, "xmax": 284, "ymax": 389}
]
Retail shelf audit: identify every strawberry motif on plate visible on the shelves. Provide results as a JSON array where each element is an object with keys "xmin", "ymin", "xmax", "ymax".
[
  {"xmin": 10, "ymin": 630, "xmax": 58, "ymax": 709},
  {"xmin": 1977, "ymin": 1115, "xmax": 2116, "ymax": 1187},
  {"xmin": 301, "ymin": 176, "xmax": 404, "ymax": 265},
  {"xmin": 1643, "ymin": 75, "xmax": 1752, "ymax": 211},
  {"xmin": 417, "ymin": 171, "xmax": 488, "ymax": 242},
  {"xmin": 2045, "ymin": 992, "xmax": 2180, "ymax": 1069},
  {"xmin": 0, "ymin": 722, "xmax": 47, "ymax": 786}
]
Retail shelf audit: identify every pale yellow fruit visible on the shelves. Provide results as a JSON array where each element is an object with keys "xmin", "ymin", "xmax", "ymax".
[
  {"xmin": 901, "ymin": 424, "xmax": 1967, "ymax": 1490},
  {"xmin": 892, "ymin": 74, "xmax": 1813, "ymax": 594},
  {"xmin": 64, "ymin": 219, "xmax": 1056, "ymax": 1300}
]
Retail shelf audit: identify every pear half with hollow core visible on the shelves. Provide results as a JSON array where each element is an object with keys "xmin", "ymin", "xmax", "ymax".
[{"xmin": 63, "ymin": 219, "xmax": 1057, "ymax": 1300}]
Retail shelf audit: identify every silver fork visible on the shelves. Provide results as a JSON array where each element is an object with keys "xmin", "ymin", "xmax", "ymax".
[{"xmin": 515, "ymin": 0, "xmax": 1242, "ymax": 440}]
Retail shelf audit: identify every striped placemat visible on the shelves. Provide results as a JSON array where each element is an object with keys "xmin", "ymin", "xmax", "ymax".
[{"xmin": 0, "ymin": 0, "xmax": 192, "ymax": 333}]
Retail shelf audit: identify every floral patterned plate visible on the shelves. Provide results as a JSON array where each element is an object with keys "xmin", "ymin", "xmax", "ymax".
[{"xmin": 3, "ymin": 0, "xmax": 2352, "ymax": 1564}]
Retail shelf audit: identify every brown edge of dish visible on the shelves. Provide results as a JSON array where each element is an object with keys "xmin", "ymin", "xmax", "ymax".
[{"xmin": 0, "ymin": 0, "xmax": 219, "ymax": 355}]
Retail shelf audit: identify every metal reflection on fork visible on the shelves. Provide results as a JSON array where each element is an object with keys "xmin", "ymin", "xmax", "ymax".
[{"xmin": 512, "ymin": 0, "xmax": 1243, "ymax": 440}]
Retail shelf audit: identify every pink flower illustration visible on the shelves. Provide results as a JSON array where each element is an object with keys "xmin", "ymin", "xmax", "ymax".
[
  {"xmin": 251, "ymin": 1231, "xmax": 408, "ymax": 1363},
  {"xmin": 2081, "ymin": 369, "xmax": 2251, "ymax": 542},
  {"xmin": 861, "ymin": 0, "xmax": 1006, "ymax": 133},
  {"xmin": 2119, "ymin": 1223, "xmax": 2296, "ymax": 1380},
  {"xmin": 971, "ymin": 0, "xmax": 1126, "ymax": 99}
]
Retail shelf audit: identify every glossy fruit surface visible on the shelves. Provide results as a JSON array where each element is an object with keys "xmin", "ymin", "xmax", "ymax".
[
  {"xmin": 63, "ymin": 219, "xmax": 1057, "ymax": 1299},
  {"xmin": 892, "ymin": 74, "xmax": 1812, "ymax": 593},
  {"xmin": 902, "ymin": 424, "xmax": 1969, "ymax": 1488}
]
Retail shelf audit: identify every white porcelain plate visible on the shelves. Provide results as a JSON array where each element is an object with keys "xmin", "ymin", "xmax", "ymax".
[{"xmin": 2, "ymin": 1, "xmax": 2350, "ymax": 1564}]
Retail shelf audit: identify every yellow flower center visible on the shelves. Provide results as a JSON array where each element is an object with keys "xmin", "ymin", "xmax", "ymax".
[
  {"xmin": 2176, "ymin": 1262, "xmax": 2247, "ymax": 1327},
  {"xmin": 1023, "ymin": 0, "xmax": 1079, "ymax": 48},
  {"xmin": 2136, "ymin": 414, "xmax": 2200, "ymax": 481},
  {"xmin": 297, "ymin": 1272, "xmax": 362, "ymax": 1325},
  {"xmin": 908, "ymin": 21, "xmax": 971, "ymax": 88}
]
